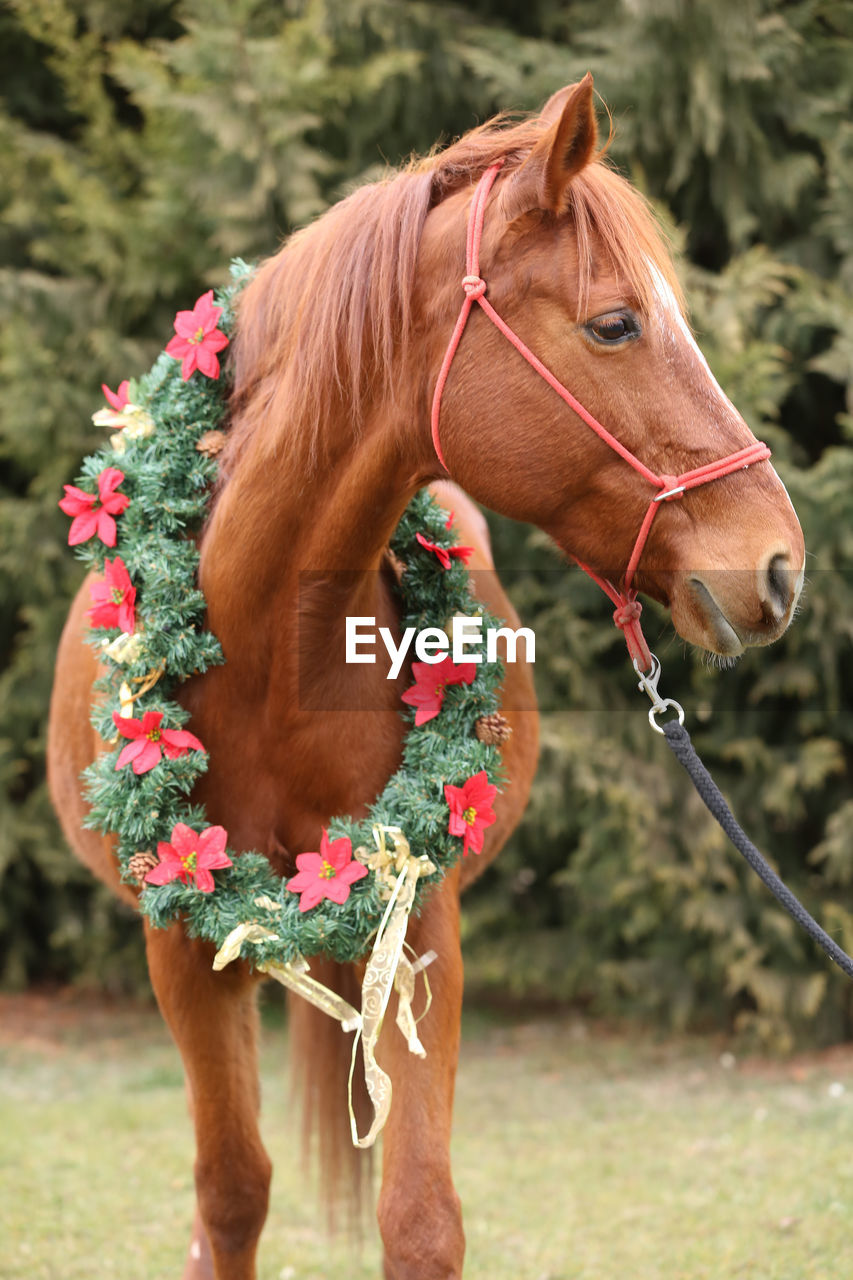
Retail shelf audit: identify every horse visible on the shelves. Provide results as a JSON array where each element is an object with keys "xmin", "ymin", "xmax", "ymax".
[{"xmin": 47, "ymin": 74, "xmax": 805, "ymax": 1279}]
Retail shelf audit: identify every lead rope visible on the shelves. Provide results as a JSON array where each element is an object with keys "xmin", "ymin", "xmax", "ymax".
[{"xmin": 637, "ymin": 661, "xmax": 853, "ymax": 981}]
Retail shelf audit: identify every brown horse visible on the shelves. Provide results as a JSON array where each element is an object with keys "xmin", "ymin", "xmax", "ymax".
[{"xmin": 48, "ymin": 76, "xmax": 804, "ymax": 1279}]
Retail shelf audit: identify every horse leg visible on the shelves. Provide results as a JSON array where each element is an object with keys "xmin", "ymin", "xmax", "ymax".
[
  {"xmin": 376, "ymin": 867, "xmax": 465, "ymax": 1280},
  {"xmin": 144, "ymin": 920, "xmax": 272, "ymax": 1280}
]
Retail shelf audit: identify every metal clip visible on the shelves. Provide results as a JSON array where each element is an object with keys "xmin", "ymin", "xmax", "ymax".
[
  {"xmin": 653, "ymin": 484, "xmax": 686, "ymax": 502},
  {"xmin": 632, "ymin": 653, "xmax": 685, "ymax": 734}
]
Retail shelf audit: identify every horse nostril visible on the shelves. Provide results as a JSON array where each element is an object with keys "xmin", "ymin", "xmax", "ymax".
[{"xmin": 763, "ymin": 553, "xmax": 794, "ymax": 619}]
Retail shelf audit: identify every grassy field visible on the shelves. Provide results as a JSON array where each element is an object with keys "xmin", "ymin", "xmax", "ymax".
[{"xmin": 2, "ymin": 991, "xmax": 853, "ymax": 1279}]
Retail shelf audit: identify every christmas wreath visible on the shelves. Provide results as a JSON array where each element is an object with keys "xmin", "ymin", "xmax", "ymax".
[{"xmin": 59, "ymin": 261, "xmax": 509, "ymax": 985}]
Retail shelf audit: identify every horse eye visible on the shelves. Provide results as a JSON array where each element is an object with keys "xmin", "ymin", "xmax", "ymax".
[{"xmin": 586, "ymin": 312, "xmax": 640, "ymax": 345}]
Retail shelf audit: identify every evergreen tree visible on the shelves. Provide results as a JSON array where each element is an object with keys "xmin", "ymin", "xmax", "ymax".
[{"xmin": 1, "ymin": 0, "xmax": 851, "ymax": 1046}]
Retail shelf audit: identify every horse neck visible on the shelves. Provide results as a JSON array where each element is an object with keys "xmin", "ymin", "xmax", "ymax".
[{"xmin": 198, "ymin": 397, "xmax": 429, "ymax": 704}]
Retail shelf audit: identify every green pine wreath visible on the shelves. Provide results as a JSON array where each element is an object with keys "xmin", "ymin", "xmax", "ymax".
[{"xmin": 62, "ymin": 261, "xmax": 507, "ymax": 970}]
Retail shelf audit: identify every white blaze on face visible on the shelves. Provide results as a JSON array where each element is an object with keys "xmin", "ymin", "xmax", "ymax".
[
  {"xmin": 646, "ymin": 260, "xmax": 742, "ymax": 429},
  {"xmin": 646, "ymin": 259, "xmax": 804, "ymax": 539}
]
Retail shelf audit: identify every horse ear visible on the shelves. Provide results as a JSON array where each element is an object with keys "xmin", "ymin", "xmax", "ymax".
[
  {"xmin": 539, "ymin": 82, "xmax": 585, "ymax": 125},
  {"xmin": 499, "ymin": 73, "xmax": 598, "ymax": 220}
]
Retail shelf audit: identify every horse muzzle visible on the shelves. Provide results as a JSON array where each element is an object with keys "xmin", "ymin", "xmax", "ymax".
[{"xmin": 671, "ymin": 543, "xmax": 805, "ymax": 657}]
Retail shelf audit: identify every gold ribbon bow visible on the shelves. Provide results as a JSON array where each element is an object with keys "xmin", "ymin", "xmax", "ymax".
[{"xmin": 211, "ymin": 826, "xmax": 436, "ymax": 1147}]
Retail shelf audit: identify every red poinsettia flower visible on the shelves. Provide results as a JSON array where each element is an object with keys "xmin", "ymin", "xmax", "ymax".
[
  {"xmin": 165, "ymin": 289, "xmax": 229, "ymax": 381},
  {"xmin": 401, "ymin": 656, "xmax": 476, "ymax": 725},
  {"xmin": 144, "ymin": 822, "xmax": 232, "ymax": 894},
  {"xmin": 87, "ymin": 556, "xmax": 136, "ymax": 633},
  {"xmin": 58, "ymin": 467, "xmax": 130, "ymax": 546},
  {"xmin": 101, "ymin": 380, "xmax": 130, "ymax": 411},
  {"xmin": 415, "ymin": 532, "xmax": 474, "ymax": 570},
  {"xmin": 444, "ymin": 769, "xmax": 498, "ymax": 856},
  {"xmin": 286, "ymin": 830, "xmax": 368, "ymax": 913},
  {"xmin": 112, "ymin": 709, "xmax": 205, "ymax": 775}
]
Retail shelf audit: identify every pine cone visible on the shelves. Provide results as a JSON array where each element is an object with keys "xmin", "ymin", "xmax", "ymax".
[
  {"xmin": 475, "ymin": 712, "xmax": 512, "ymax": 745},
  {"xmin": 196, "ymin": 429, "xmax": 227, "ymax": 457},
  {"xmin": 127, "ymin": 850, "xmax": 159, "ymax": 885}
]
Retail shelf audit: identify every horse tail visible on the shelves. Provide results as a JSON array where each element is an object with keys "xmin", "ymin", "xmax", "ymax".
[{"xmin": 288, "ymin": 958, "xmax": 373, "ymax": 1229}]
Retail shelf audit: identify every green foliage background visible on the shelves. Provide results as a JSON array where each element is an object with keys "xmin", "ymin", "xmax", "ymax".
[{"xmin": 1, "ymin": 0, "xmax": 851, "ymax": 1046}]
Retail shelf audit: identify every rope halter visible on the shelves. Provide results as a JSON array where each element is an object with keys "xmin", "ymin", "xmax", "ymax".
[{"xmin": 430, "ymin": 160, "xmax": 771, "ymax": 672}]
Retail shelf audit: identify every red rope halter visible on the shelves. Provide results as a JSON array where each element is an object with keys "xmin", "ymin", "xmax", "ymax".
[{"xmin": 431, "ymin": 161, "xmax": 771, "ymax": 672}]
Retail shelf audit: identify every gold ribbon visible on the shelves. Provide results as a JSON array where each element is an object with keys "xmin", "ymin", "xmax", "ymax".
[
  {"xmin": 394, "ymin": 947, "xmax": 437, "ymax": 1056},
  {"xmin": 347, "ymin": 838, "xmax": 436, "ymax": 1148},
  {"xmin": 253, "ymin": 894, "xmax": 282, "ymax": 913},
  {"xmin": 93, "ymin": 403, "xmax": 156, "ymax": 455},
  {"xmin": 210, "ymin": 825, "xmax": 436, "ymax": 1148},
  {"xmin": 355, "ymin": 824, "xmax": 429, "ymax": 898},
  {"xmin": 212, "ymin": 922, "xmax": 280, "ymax": 970},
  {"xmin": 101, "ymin": 631, "xmax": 144, "ymax": 665},
  {"xmin": 259, "ymin": 957, "xmax": 363, "ymax": 1032},
  {"xmin": 213, "ymin": 923, "xmax": 361, "ymax": 1029},
  {"xmin": 118, "ymin": 661, "xmax": 167, "ymax": 718},
  {"xmin": 107, "ymin": 659, "xmax": 168, "ymax": 741}
]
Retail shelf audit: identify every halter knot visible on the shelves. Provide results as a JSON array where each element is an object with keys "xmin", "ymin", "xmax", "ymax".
[
  {"xmin": 613, "ymin": 600, "xmax": 643, "ymax": 629},
  {"xmin": 462, "ymin": 275, "xmax": 487, "ymax": 299},
  {"xmin": 657, "ymin": 474, "xmax": 684, "ymax": 501}
]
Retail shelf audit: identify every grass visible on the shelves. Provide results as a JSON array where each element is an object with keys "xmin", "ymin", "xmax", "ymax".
[{"xmin": 2, "ymin": 992, "xmax": 853, "ymax": 1278}]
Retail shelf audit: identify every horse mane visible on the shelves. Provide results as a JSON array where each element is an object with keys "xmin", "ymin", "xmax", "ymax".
[{"xmin": 223, "ymin": 111, "xmax": 682, "ymax": 475}]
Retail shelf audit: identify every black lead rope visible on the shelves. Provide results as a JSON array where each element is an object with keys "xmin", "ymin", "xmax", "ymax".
[{"xmin": 661, "ymin": 719, "xmax": 853, "ymax": 982}]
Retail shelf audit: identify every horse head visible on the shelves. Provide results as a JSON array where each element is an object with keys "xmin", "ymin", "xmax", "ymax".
[{"xmin": 418, "ymin": 74, "xmax": 805, "ymax": 660}]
